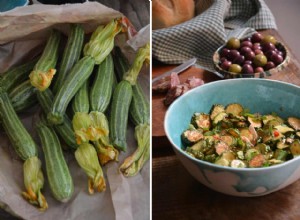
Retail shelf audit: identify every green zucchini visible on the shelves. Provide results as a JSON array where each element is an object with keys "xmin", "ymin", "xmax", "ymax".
[
  {"xmin": 90, "ymin": 54, "xmax": 114, "ymax": 112},
  {"xmin": 0, "ymin": 57, "xmax": 38, "ymax": 92},
  {"xmin": 48, "ymin": 56, "xmax": 95, "ymax": 125},
  {"xmin": 52, "ymin": 24, "xmax": 85, "ymax": 94},
  {"xmin": 37, "ymin": 89, "xmax": 78, "ymax": 150},
  {"xmin": 109, "ymin": 80, "xmax": 133, "ymax": 151},
  {"xmin": 0, "ymin": 91, "xmax": 37, "ymax": 160},
  {"xmin": 72, "ymin": 80, "xmax": 90, "ymax": 113},
  {"xmin": 36, "ymin": 119, "xmax": 74, "ymax": 202},
  {"xmin": 9, "ymin": 80, "xmax": 37, "ymax": 113},
  {"xmin": 29, "ymin": 30, "xmax": 61, "ymax": 91},
  {"xmin": 113, "ymin": 47, "xmax": 149, "ymax": 125},
  {"xmin": 0, "ymin": 91, "xmax": 47, "ymax": 209}
]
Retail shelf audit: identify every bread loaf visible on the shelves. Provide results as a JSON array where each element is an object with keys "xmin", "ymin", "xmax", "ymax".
[{"xmin": 152, "ymin": 0, "xmax": 195, "ymax": 30}]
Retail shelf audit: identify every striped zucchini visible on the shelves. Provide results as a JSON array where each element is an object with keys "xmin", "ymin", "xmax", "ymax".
[
  {"xmin": 53, "ymin": 24, "xmax": 85, "ymax": 94},
  {"xmin": 0, "ymin": 91, "xmax": 37, "ymax": 160},
  {"xmin": 90, "ymin": 53, "xmax": 114, "ymax": 112},
  {"xmin": 37, "ymin": 89, "xmax": 78, "ymax": 150},
  {"xmin": 9, "ymin": 80, "xmax": 37, "ymax": 113},
  {"xmin": 72, "ymin": 80, "xmax": 89, "ymax": 113},
  {"xmin": 0, "ymin": 57, "xmax": 38, "ymax": 92},
  {"xmin": 29, "ymin": 30, "xmax": 61, "ymax": 91},
  {"xmin": 113, "ymin": 47, "xmax": 149, "ymax": 125},
  {"xmin": 109, "ymin": 80, "xmax": 133, "ymax": 151},
  {"xmin": 48, "ymin": 56, "xmax": 95, "ymax": 125},
  {"xmin": 36, "ymin": 119, "xmax": 74, "ymax": 202}
]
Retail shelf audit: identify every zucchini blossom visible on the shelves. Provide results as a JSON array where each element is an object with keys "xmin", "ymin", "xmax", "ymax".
[
  {"xmin": 75, "ymin": 143, "xmax": 106, "ymax": 194},
  {"xmin": 120, "ymin": 124, "xmax": 150, "ymax": 176},
  {"xmin": 22, "ymin": 156, "xmax": 48, "ymax": 211},
  {"xmin": 84, "ymin": 18, "xmax": 124, "ymax": 65}
]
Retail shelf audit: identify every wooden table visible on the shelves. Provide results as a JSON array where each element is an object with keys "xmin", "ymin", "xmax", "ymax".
[{"xmin": 152, "ymin": 29, "xmax": 300, "ymax": 220}]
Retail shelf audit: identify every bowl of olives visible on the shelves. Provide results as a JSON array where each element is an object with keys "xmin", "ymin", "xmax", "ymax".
[{"xmin": 213, "ymin": 33, "xmax": 289, "ymax": 78}]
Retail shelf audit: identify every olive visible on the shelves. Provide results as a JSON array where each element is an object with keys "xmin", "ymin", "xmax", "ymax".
[
  {"xmin": 254, "ymin": 67, "xmax": 264, "ymax": 73},
  {"xmin": 270, "ymin": 53, "xmax": 283, "ymax": 65},
  {"xmin": 264, "ymin": 61, "xmax": 275, "ymax": 70},
  {"xmin": 233, "ymin": 55, "xmax": 245, "ymax": 65},
  {"xmin": 262, "ymin": 35, "xmax": 277, "ymax": 45},
  {"xmin": 226, "ymin": 37, "xmax": 240, "ymax": 49},
  {"xmin": 241, "ymin": 40, "xmax": 253, "ymax": 48},
  {"xmin": 229, "ymin": 64, "xmax": 242, "ymax": 74},
  {"xmin": 254, "ymin": 49, "xmax": 263, "ymax": 55},
  {"xmin": 220, "ymin": 60, "xmax": 232, "ymax": 70},
  {"xmin": 253, "ymin": 54, "xmax": 267, "ymax": 67},
  {"xmin": 244, "ymin": 51, "xmax": 255, "ymax": 61},
  {"xmin": 240, "ymin": 46, "xmax": 252, "ymax": 55},
  {"xmin": 242, "ymin": 64, "xmax": 254, "ymax": 74},
  {"xmin": 251, "ymin": 33, "xmax": 263, "ymax": 43},
  {"xmin": 220, "ymin": 48, "xmax": 230, "ymax": 58},
  {"xmin": 262, "ymin": 42, "xmax": 276, "ymax": 53}
]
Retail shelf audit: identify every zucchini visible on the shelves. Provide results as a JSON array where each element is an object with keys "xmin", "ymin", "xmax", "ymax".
[
  {"xmin": 29, "ymin": 30, "xmax": 61, "ymax": 91},
  {"xmin": 72, "ymin": 80, "xmax": 90, "ymax": 113},
  {"xmin": 9, "ymin": 80, "xmax": 37, "ymax": 113},
  {"xmin": 36, "ymin": 119, "xmax": 74, "ymax": 202},
  {"xmin": 113, "ymin": 46, "xmax": 150, "ymax": 125},
  {"xmin": 0, "ymin": 91, "xmax": 47, "ymax": 210},
  {"xmin": 37, "ymin": 89, "xmax": 78, "ymax": 150},
  {"xmin": 52, "ymin": 24, "xmax": 85, "ymax": 94},
  {"xmin": 109, "ymin": 80, "xmax": 133, "ymax": 151},
  {"xmin": 90, "ymin": 54, "xmax": 114, "ymax": 112},
  {"xmin": 48, "ymin": 56, "xmax": 95, "ymax": 125},
  {"xmin": 191, "ymin": 113, "xmax": 211, "ymax": 130},
  {"xmin": 0, "ymin": 57, "xmax": 38, "ymax": 92},
  {"xmin": 288, "ymin": 117, "xmax": 300, "ymax": 131},
  {"xmin": 210, "ymin": 104, "xmax": 225, "ymax": 120},
  {"xmin": 225, "ymin": 103, "xmax": 244, "ymax": 117},
  {"xmin": 0, "ymin": 92, "xmax": 37, "ymax": 160}
]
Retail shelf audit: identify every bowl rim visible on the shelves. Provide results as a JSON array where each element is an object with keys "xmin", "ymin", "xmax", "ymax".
[{"xmin": 164, "ymin": 78, "xmax": 300, "ymax": 172}]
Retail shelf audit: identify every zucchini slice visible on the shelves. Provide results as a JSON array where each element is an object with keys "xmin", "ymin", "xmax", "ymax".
[
  {"xmin": 181, "ymin": 129, "xmax": 204, "ymax": 145},
  {"xmin": 290, "ymin": 140, "xmax": 300, "ymax": 156},
  {"xmin": 210, "ymin": 104, "xmax": 225, "ymax": 120},
  {"xmin": 287, "ymin": 117, "xmax": 300, "ymax": 131},
  {"xmin": 213, "ymin": 112, "xmax": 227, "ymax": 126},
  {"xmin": 225, "ymin": 103, "xmax": 244, "ymax": 117},
  {"xmin": 191, "ymin": 113, "xmax": 211, "ymax": 130}
]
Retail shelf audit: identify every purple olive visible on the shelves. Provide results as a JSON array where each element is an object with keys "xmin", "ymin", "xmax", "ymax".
[
  {"xmin": 241, "ymin": 41, "xmax": 253, "ymax": 48},
  {"xmin": 254, "ymin": 67, "xmax": 264, "ymax": 73},
  {"xmin": 220, "ymin": 60, "xmax": 232, "ymax": 70},
  {"xmin": 251, "ymin": 33, "xmax": 263, "ymax": 43},
  {"xmin": 270, "ymin": 53, "xmax": 283, "ymax": 65},
  {"xmin": 244, "ymin": 51, "xmax": 255, "ymax": 61},
  {"xmin": 265, "ymin": 50, "xmax": 277, "ymax": 59},
  {"xmin": 233, "ymin": 55, "xmax": 245, "ymax": 65},
  {"xmin": 243, "ymin": 37, "xmax": 252, "ymax": 42},
  {"xmin": 242, "ymin": 64, "xmax": 254, "ymax": 74},
  {"xmin": 220, "ymin": 48, "xmax": 230, "ymax": 58},
  {"xmin": 244, "ymin": 60, "xmax": 252, "ymax": 65},
  {"xmin": 252, "ymin": 43, "xmax": 262, "ymax": 50},
  {"xmin": 240, "ymin": 46, "xmax": 252, "ymax": 55},
  {"xmin": 228, "ymin": 50, "xmax": 240, "ymax": 61},
  {"xmin": 264, "ymin": 61, "xmax": 275, "ymax": 70},
  {"xmin": 262, "ymin": 42, "xmax": 276, "ymax": 53}
]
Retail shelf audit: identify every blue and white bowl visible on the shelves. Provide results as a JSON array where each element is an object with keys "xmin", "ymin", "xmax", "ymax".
[{"xmin": 164, "ymin": 78, "xmax": 300, "ymax": 197}]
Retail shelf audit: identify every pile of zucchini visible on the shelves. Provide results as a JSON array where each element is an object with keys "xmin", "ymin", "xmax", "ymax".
[{"xmin": 0, "ymin": 18, "xmax": 150, "ymax": 211}]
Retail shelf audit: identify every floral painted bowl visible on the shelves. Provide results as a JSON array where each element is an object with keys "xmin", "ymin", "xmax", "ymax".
[{"xmin": 164, "ymin": 78, "xmax": 300, "ymax": 197}]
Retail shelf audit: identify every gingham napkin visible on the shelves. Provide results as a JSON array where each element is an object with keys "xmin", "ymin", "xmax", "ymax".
[{"xmin": 152, "ymin": 0, "xmax": 277, "ymax": 72}]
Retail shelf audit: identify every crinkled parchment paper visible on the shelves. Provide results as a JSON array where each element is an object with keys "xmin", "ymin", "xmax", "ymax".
[{"xmin": 0, "ymin": 2, "xmax": 150, "ymax": 220}]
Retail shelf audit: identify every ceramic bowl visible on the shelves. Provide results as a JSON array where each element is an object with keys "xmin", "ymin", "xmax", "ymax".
[
  {"xmin": 164, "ymin": 79, "xmax": 300, "ymax": 197},
  {"xmin": 0, "ymin": 0, "xmax": 29, "ymax": 13},
  {"xmin": 213, "ymin": 42, "xmax": 289, "ymax": 79}
]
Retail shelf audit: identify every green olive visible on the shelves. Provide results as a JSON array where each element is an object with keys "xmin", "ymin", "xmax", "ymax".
[
  {"xmin": 262, "ymin": 35, "xmax": 277, "ymax": 45},
  {"xmin": 228, "ymin": 64, "xmax": 242, "ymax": 74},
  {"xmin": 253, "ymin": 54, "xmax": 267, "ymax": 67},
  {"xmin": 226, "ymin": 37, "xmax": 240, "ymax": 49}
]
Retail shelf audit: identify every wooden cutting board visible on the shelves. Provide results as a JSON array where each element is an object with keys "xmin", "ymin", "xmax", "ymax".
[{"xmin": 152, "ymin": 65, "xmax": 221, "ymax": 141}]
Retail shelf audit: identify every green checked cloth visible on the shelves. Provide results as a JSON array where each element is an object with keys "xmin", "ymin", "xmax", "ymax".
[{"xmin": 152, "ymin": 0, "xmax": 277, "ymax": 73}]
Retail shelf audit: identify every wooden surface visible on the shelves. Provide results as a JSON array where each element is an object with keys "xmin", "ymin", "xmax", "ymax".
[
  {"xmin": 153, "ymin": 29, "xmax": 300, "ymax": 219},
  {"xmin": 152, "ymin": 29, "xmax": 300, "ymax": 142}
]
